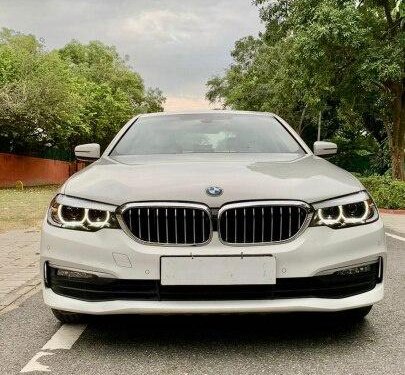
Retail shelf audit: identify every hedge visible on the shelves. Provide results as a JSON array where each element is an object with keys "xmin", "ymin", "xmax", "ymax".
[{"xmin": 359, "ymin": 176, "xmax": 405, "ymax": 209}]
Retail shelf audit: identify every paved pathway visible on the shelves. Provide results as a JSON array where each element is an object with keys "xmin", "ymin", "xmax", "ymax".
[
  {"xmin": 0, "ymin": 213, "xmax": 403, "ymax": 313},
  {"xmin": 0, "ymin": 229, "xmax": 41, "ymax": 313}
]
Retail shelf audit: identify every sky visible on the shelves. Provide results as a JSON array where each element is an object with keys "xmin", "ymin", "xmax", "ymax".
[{"xmin": 0, "ymin": 0, "xmax": 263, "ymax": 111}]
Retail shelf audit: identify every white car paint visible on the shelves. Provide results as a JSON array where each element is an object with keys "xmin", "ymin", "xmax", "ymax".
[{"xmin": 40, "ymin": 111, "xmax": 387, "ymax": 316}]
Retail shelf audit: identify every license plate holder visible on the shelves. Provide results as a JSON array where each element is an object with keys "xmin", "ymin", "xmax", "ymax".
[{"xmin": 160, "ymin": 256, "xmax": 276, "ymax": 286}]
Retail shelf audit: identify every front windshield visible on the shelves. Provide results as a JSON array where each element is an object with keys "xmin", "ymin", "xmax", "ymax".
[{"xmin": 110, "ymin": 113, "xmax": 305, "ymax": 155}]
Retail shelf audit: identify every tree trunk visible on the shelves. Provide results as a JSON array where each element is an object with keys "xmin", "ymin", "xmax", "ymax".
[
  {"xmin": 297, "ymin": 104, "xmax": 307, "ymax": 135},
  {"xmin": 388, "ymin": 82, "xmax": 405, "ymax": 180},
  {"xmin": 391, "ymin": 144, "xmax": 404, "ymax": 180}
]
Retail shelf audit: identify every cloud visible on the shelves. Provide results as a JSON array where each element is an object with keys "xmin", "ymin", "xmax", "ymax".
[
  {"xmin": 0, "ymin": 0, "xmax": 263, "ymax": 104},
  {"xmin": 122, "ymin": 9, "xmax": 202, "ymax": 44}
]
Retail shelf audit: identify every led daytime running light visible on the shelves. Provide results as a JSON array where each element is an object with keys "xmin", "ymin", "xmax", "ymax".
[
  {"xmin": 57, "ymin": 204, "xmax": 87, "ymax": 227},
  {"xmin": 55, "ymin": 204, "xmax": 112, "ymax": 229},
  {"xmin": 343, "ymin": 201, "xmax": 370, "ymax": 224},
  {"xmin": 318, "ymin": 205, "xmax": 343, "ymax": 226},
  {"xmin": 315, "ymin": 200, "xmax": 375, "ymax": 227},
  {"xmin": 87, "ymin": 210, "xmax": 111, "ymax": 228}
]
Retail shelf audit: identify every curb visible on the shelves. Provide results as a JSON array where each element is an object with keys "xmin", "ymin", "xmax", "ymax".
[{"xmin": 380, "ymin": 209, "xmax": 405, "ymax": 215}]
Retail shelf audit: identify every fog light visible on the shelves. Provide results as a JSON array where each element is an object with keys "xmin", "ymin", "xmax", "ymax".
[
  {"xmin": 56, "ymin": 268, "xmax": 97, "ymax": 279},
  {"xmin": 334, "ymin": 264, "xmax": 372, "ymax": 276}
]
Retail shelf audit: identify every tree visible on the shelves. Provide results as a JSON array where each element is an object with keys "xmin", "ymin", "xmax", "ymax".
[
  {"xmin": 0, "ymin": 30, "xmax": 165, "ymax": 156},
  {"xmin": 207, "ymin": 0, "xmax": 405, "ymax": 180},
  {"xmin": 0, "ymin": 29, "xmax": 83, "ymax": 154},
  {"xmin": 58, "ymin": 40, "xmax": 165, "ymax": 149}
]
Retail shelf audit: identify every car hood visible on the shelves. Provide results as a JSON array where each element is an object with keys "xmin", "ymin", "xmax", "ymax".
[{"xmin": 63, "ymin": 153, "xmax": 364, "ymax": 207}]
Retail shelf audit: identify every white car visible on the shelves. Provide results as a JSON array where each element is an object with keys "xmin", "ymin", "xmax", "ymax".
[{"xmin": 41, "ymin": 111, "xmax": 386, "ymax": 323}]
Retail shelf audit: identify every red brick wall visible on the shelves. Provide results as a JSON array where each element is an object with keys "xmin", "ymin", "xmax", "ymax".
[{"xmin": 0, "ymin": 153, "xmax": 75, "ymax": 187}]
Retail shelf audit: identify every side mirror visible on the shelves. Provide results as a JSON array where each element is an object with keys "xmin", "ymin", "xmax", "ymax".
[
  {"xmin": 313, "ymin": 141, "xmax": 337, "ymax": 157},
  {"xmin": 74, "ymin": 143, "xmax": 100, "ymax": 162}
]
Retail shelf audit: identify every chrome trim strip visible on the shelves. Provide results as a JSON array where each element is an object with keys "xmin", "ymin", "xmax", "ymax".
[
  {"xmin": 217, "ymin": 200, "xmax": 313, "ymax": 246},
  {"xmin": 116, "ymin": 202, "xmax": 213, "ymax": 247}
]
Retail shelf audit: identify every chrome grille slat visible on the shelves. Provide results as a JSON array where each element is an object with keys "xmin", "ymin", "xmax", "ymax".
[
  {"xmin": 193, "ymin": 209, "xmax": 196, "ymax": 244},
  {"xmin": 218, "ymin": 202, "xmax": 310, "ymax": 245},
  {"xmin": 138, "ymin": 208, "xmax": 141, "ymax": 238},
  {"xmin": 252, "ymin": 208, "xmax": 256, "ymax": 243},
  {"xmin": 156, "ymin": 208, "xmax": 160, "ymax": 243},
  {"xmin": 147, "ymin": 208, "xmax": 151, "ymax": 242},
  {"xmin": 298, "ymin": 207, "xmax": 301, "ymax": 229},
  {"xmin": 234, "ymin": 209, "xmax": 237, "ymax": 243},
  {"xmin": 120, "ymin": 203, "xmax": 211, "ymax": 246},
  {"xmin": 261, "ymin": 208, "xmax": 264, "ymax": 243},
  {"xmin": 271, "ymin": 207, "xmax": 274, "ymax": 242},
  {"xmin": 225, "ymin": 211, "xmax": 228, "ymax": 240},
  {"xmin": 175, "ymin": 209, "xmax": 178, "ymax": 244},
  {"xmin": 183, "ymin": 209, "xmax": 186, "ymax": 244},
  {"xmin": 165, "ymin": 209, "xmax": 169, "ymax": 244},
  {"xmin": 201, "ymin": 211, "xmax": 204, "ymax": 242},
  {"xmin": 243, "ymin": 208, "xmax": 246, "ymax": 243}
]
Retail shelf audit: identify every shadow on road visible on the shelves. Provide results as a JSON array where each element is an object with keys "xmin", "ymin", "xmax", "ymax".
[{"xmin": 83, "ymin": 312, "xmax": 375, "ymax": 348}]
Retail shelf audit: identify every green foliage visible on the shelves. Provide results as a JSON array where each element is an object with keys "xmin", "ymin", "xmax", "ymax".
[
  {"xmin": 0, "ymin": 29, "xmax": 165, "ymax": 157},
  {"xmin": 359, "ymin": 175, "xmax": 405, "ymax": 209},
  {"xmin": 207, "ymin": 0, "xmax": 404, "ymax": 179}
]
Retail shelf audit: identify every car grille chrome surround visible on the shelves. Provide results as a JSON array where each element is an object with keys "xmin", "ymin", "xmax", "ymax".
[
  {"xmin": 117, "ymin": 202, "xmax": 212, "ymax": 246},
  {"xmin": 218, "ymin": 201, "xmax": 313, "ymax": 245}
]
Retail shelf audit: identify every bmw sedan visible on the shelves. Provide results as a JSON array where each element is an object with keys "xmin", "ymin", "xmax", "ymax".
[{"xmin": 41, "ymin": 111, "xmax": 386, "ymax": 323}]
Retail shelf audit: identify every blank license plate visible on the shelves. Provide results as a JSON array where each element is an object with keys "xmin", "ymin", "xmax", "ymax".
[{"xmin": 160, "ymin": 256, "xmax": 276, "ymax": 286}]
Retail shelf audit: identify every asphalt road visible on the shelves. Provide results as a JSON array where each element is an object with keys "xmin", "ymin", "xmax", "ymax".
[{"xmin": 0, "ymin": 235, "xmax": 404, "ymax": 375}]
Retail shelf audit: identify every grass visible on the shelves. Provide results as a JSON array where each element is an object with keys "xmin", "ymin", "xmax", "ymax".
[{"xmin": 0, "ymin": 185, "xmax": 59, "ymax": 232}]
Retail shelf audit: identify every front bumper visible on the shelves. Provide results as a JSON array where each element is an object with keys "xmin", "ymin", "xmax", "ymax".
[
  {"xmin": 43, "ymin": 284, "xmax": 384, "ymax": 314},
  {"xmin": 40, "ymin": 218, "xmax": 386, "ymax": 314}
]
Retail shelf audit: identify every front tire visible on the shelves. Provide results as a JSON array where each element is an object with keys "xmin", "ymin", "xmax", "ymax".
[{"xmin": 51, "ymin": 309, "xmax": 86, "ymax": 324}]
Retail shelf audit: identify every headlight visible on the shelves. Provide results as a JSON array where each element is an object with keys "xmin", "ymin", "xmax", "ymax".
[
  {"xmin": 48, "ymin": 194, "xmax": 119, "ymax": 231},
  {"xmin": 310, "ymin": 191, "xmax": 378, "ymax": 229}
]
